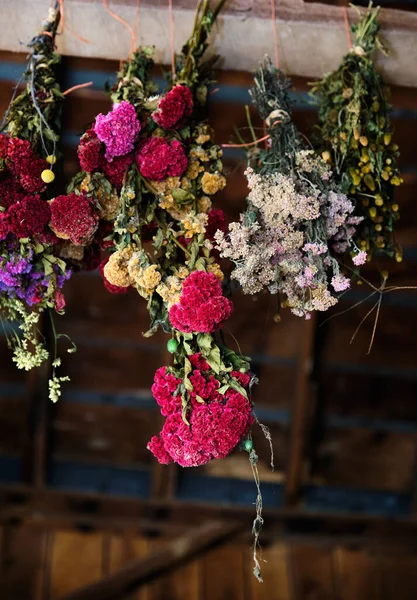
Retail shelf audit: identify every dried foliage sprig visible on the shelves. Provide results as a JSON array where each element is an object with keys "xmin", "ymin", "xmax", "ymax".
[
  {"xmin": 310, "ymin": 3, "xmax": 402, "ymax": 262},
  {"xmin": 216, "ymin": 58, "xmax": 364, "ymax": 319},
  {"xmin": 0, "ymin": 3, "xmax": 73, "ymax": 401}
]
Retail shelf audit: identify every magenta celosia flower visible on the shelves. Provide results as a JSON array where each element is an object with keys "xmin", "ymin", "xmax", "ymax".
[
  {"xmin": 135, "ymin": 137, "xmax": 188, "ymax": 181},
  {"xmin": 352, "ymin": 251, "xmax": 367, "ymax": 266},
  {"xmin": 148, "ymin": 390, "xmax": 253, "ymax": 467},
  {"xmin": 153, "ymin": 85, "xmax": 193, "ymax": 130},
  {"xmin": 94, "ymin": 101, "xmax": 141, "ymax": 161},
  {"xmin": 169, "ymin": 271, "xmax": 233, "ymax": 333},
  {"xmin": 151, "ymin": 366, "xmax": 182, "ymax": 416}
]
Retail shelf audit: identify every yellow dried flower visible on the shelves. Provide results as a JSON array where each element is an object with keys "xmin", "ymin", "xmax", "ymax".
[
  {"xmin": 137, "ymin": 265, "xmax": 161, "ymax": 292},
  {"xmin": 97, "ymin": 189, "xmax": 119, "ymax": 221},
  {"xmin": 359, "ymin": 136, "xmax": 369, "ymax": 147},
  {"xmin": 181, "ymin": 212, "xmax": 208, "ymax": 238},
  {"xmin": 208, "ymin": 263, "xmax": 224, "ymax": 281},
  {"xmin": 104, "ymin": 248, "xmax": 133, "ymax": 288},
  {"xmin": 201, "ymin": 172, "xmax": 226, "ymax": 195},
  {"xmin": 185, "ymin": 161, "xmax": 201, "ymax": 180},
  {"xmin": 198, "ymin": 196, "xmax": 212, "ymax": 213}
]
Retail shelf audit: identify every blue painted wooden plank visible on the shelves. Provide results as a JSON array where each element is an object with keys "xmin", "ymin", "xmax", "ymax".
[
  {"xmin": 0, "ymin": 456, "xmax": 21, "ymax": 483},
  {"xmin": 47, "ymin": 460, "xmax": 151, "ymax": 498},
  {"xmin": 305, "ymin": 485, "xmax": 410, "ymax": 516},
  {"xmin": 177, "ymin": 471, "xmax": 284, "ymax": 507}
]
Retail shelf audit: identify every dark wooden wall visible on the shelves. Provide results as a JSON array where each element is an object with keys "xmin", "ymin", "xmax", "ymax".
[{"xmin": 1, "ymin": 49, "xmax": 417, "ymax": 599}]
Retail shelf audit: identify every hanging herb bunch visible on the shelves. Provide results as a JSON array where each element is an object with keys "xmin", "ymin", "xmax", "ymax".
[
  {"xmin": 0, "ymin": 3, "xmax": 74, "ymax": 401},
  {"xmin": 66, "ymin": 0, "xmax": 257, "ymax": 469},
  {"xmin": 310, "ymin": 3, "xmax": 402, "ymax": 262},
  {"xmin": 215, "ymin": 58, "xmax": 364, "ymax": 319}
]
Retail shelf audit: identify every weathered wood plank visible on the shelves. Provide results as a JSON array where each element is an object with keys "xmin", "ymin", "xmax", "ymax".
[{"xmin": 49, "ymin": 531, "xmax": 104, "ymax": 599}]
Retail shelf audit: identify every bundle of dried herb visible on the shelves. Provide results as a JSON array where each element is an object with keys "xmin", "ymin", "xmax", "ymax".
[
  {"xmin": 0, "ymin": 3, "xmax": 74, "ymax": 401},
  {"xmin": 310, "ymin": 3, "xmax": 402, "ymax": 262},
  {"xmin": 216, "ymin": 58, "xmax": 362, "ymax": 319}
]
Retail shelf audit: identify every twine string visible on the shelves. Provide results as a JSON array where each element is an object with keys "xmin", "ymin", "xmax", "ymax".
[
  {"xmin": 270, "ymin": 0, "xmax": 279, "ymax": 69},
  {"xmin": 63, "ymin": 81, "xmax": 93, "ymax": 96},
  {"xmin": 58, "ymin": 0, "xmax": 90, "ymax": 44},
  {"xmin": 168, "ymin": 0, "xmax": 176, "ymax": 81},
  {"xmin": 344, "ymin": 6, "xmax": 353, "ymax": 49},
  {"xmin": 102, "ymin": 0, "xmax": 135, "ymax": 54}
]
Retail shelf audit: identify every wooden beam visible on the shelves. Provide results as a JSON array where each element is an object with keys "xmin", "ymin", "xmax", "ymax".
[
  {"xmin": 1, "ymin": 484, "xmax": 417, "ymax": 549},
  {"xmin": 58, "ymin": 520, "xmax": 242, "ymax": 600},
  {"xmin": 1, "ymin": 0, "xmax": 417, "ymax": 86},
  {"xmin": 284, "ymin": 316, "xmax": 316, "ymax": 506}
]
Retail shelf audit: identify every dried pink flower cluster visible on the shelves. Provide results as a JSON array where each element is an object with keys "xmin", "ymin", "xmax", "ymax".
[
  {"xmin": 215, "ymin": 154, "xmax": 362, "ymax": 318},
  {"xmin": 148, "ymin": 359, "xmax": 253, "ymax": 467},
  {"xmin": 94, "ymin": 101, "xmax": 141, "ymax": 161}
]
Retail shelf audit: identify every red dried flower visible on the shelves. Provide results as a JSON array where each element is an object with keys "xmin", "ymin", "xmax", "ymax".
[
  {"xmin": 0, "ymin": 134, "xmax": 9, "ymax": 158},
  {"xmin": 78, "ymin": 128, "xmax": 104, "ymax": 172},
  {"xmin": 55, "ymin": 290, "xmax": 66, "ymax": 312},
  {"xmin": 98, "ymin": 257, "xmax": 129, "ymax": 294},
  {"xmin": 231, "ymin": 371, "xmax": 251, "ymax": 387},
  {"xmin": 102, "ymin": 153, "xmax": 133, "ymax": 189},
  {"xmin": 18, "ymin": 158, "xmax": 48, "ymax": 193},
  {"xmin": 189, "ymin": 353, "xmax": 210, "ymax": 371},
  {"xmin": 7, "ymin": 195, "xmax": 51, "ymax": 238},
  {"xmin": 141, "ymin": 221, "xmax": 158, "ymax": 243},
  {"xmin": 135, "ymin": 137, "xmax": 188, "ymax": 181},
  {"xmin": 153, "ymin": 85, "xmax": 193, "ymax": 130},
  {"xmin": 169, "ymin": 271, "xmax": 233, "ymax": 333},
  {"xmin": 206, "ymin": 208, "xmax": 227, "ymax": 241},
  {"xmin": 0, "ymin": 212, "xmax": 8, "ymax": 241},
  {"xmin": 151, "ymin": 366, "xmax": 182, "ymax": 416},
  {"xmin": 6, "ymin": 138, "xmax": 47, "ymax": 193},
  {"xmin": 0, "ymin": 177, "xmax": 27, "ymax": 209},
  {"xmin": 50, "ymin": 193, "xmax": 98, "ymax": 245},
  {"xmin": 147, "ymin": 436, "xmax": 173, "ymax": 465}
]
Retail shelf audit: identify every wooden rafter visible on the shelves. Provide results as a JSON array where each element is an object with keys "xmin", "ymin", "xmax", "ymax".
[{"xmin": 57, "ymin": 520, "xmax": 243, "ymax": 600}]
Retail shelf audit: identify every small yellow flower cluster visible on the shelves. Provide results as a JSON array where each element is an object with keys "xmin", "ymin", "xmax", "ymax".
[
  {"xmin": 201, "ymin": 172, "xmax": 226, "ymax": 196},
  {"xmin": 208, "ymin": 262, "xmax": 224, "ymax": 281},
  {"xmin": 181, "ymin": 212, "xmax": 208, "ymax": 239},
  {"xmin": 156, "ymin": 267, "xmax": 189, "ymax": 307}
]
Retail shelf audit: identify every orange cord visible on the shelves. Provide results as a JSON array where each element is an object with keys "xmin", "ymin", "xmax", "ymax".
[
  {"xmin": 57, "ymin": 0, "xmax": 90, "ymax": 44},
  {"xmin": 131, "ymin": 0, "xmax": 141, "ymax": 55},
  {"xmin": 270, "ymin": 0, "xmax": 279, "ymax": 69},
  {"xmin": 343, "ymin": 6, "xmax": 352, "ymax": 49},
  {"xmin": 222, "ymin": 134, "xmax": 271, "ymax": 149},
  {"xmin": 63, "ymin": 81, "xmax": 93, "ymax": 96},
  {"xmin": 168, "ymin": 0, "xmax": 176, "ymax": 81},
  {"xmin": 102, "ymin": 0, "xmax": 135, "ymax": 51}
]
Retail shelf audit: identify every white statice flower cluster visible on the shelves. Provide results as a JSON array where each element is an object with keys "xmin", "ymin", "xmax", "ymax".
[{"xmin": 215, "ymin": 152, "xmax": 363, "ymax": 318}]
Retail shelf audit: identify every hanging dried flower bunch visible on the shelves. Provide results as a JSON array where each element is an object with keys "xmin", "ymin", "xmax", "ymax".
[
  {"xmin": 216, "ymin": 58, "xmax": 363, "ymax": 319},
  {"xmin": 310, "ymin": 3, "xmax": 402, "ymax": 262},
  {"xmin": 0, "ymin": 3, "xmax": 74, "ymax": 401},
  {"xmin": 67, "ymin": 0, "xmax": 256, "ymax": 468}
]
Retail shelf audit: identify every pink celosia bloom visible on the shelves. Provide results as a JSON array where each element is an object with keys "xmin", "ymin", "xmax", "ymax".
[
  {"xmin": 169, "ymin": 271, "xmax": 233, "ymax": 333},
  {"xmin": 148, "ymin": 391, "xmax": 253, "ymax": 467},
  {"xmin": 94, "ymin": 101, "xmax": 141, "ymax": 161},
  {"xmin": 352, "ymin": 251, "xmax": 367, "ymax": 266}
]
